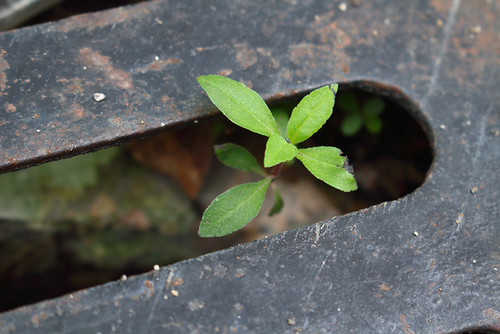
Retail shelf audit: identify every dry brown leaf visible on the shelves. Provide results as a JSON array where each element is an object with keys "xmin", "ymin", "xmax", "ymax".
[{"xmin": 127, "ymin": 125, "xmax": 213, "ymax": 198}]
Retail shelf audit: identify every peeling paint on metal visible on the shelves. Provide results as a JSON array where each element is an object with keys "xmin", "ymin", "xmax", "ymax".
[
  {"xmin": 78, "ymin": 47, "xmax": 133, "ymax": 90},
  {"xmin": 0, "ymin": 50, "xmax": 8, "ymax": 91}
]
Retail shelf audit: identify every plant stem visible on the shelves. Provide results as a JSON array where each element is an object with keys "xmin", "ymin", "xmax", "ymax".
[{"xmin": 270, "ymin": 162, "xmax": 284, "ymax": 179}]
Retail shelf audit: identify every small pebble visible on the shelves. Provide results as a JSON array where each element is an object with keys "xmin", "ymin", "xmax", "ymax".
[
  {"xmin": 287, "ymin": 318, "xmax": 296, "ymax": 326},
  {"xmin": 94, "ymin": 93, "xmax": 105, "ymax": 102},
  {"xmin": 154, "ymin": 264, "xmax": 160, "ymax": 271},
  {"xmin": 470, "ymin": 187, "xmax": 478, "ymax": 194},
  {"xmin": 436, "ymin": 19, "xmax": 443, "ymax": 27},
  {"xmin": 413, "ymin": 231, "xmax": 419, "ymax": 237},
  {"xmin": 439, "ymin": 124, "xmax": 446, "ymax": 129},
  {"xmin": 120, "ymin": 274, "xmax": 127, "ymax": 281},
  {"xmin": 171, "ymin": 289, "xmax": 179, "ymax": 297},
  {"xmin": 491, "ymin": 129, "xmax": 499, "ymax": 136},
  {"xmin": 372, "ymin": 30, "xmax": 378, "ymax": 36},
  {"xmin": 338, "ymin": 2, "xmax": 347, "ymax": 11},
  {"xmin": 470, "ymin": 25, "xmax": 481, "ymax": 34}
]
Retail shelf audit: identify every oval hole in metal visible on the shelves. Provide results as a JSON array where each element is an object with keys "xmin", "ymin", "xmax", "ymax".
[{"xmin": 0, "ymin": 81, "xmax": 434, "ymax": 312}]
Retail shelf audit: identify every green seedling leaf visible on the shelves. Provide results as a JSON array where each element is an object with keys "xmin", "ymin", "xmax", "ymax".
[
  {"xmin": 215, "ymin": 143, "xmax": 265, "ymax": 176},
  {"xmin": 296, "ymin": 146, "xmax": 357, "ymax": 192},
  {"xmin": 286, "ymin": 85, "xmax": 336, "ymax": 144},
  {"xmin": 365, "ymin": 115, "xmax": 383, "ymax": 134},
  {"xmin": 264, "ymin": 134, "xmax": 298, "ymax": 168},
  {"xmin": 341, "ymin": 114, "xmax": 363, "ymax": 136},
  {"xmin": 198, "ymin": 178, "xmax": 272, "ymax": 237},
  {"xmin": 197, "ymin": 75, "xmax": 279, "ymax": 137},
  {"xmin": 269, "ymin": 187, "xmax": 284, "ymax": 216},
  {"xmin": 363, "ymin": 97, "xmax": 385, "ymax": 116},
  {"xmin": 331, "ymin": 83, "xmax": 339, "ymax": 95},
  {"xmin": 271, "ymin": 107, "xmax": 289, "ymax": 138},
  {"xmin": 336, "ymin": 90, "xmax": 359, "ymax": 113}
]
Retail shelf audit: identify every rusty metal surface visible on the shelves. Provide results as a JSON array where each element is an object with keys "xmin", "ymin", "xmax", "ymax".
[{"xmin": 0, "ymin": 0, "xmax": 499, "ymax": 333}]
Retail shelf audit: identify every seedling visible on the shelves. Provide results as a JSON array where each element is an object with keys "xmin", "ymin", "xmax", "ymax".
[
  {"xmin": 197, "ymin": 75, "xmax": 357, "ymax": 237},
  {"xmin": 337, "ymin": 90, "xmax": 385, "ymax": 136}
]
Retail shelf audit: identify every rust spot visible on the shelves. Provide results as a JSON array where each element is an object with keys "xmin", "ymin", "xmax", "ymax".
[
  {"xmin": 235, "ymin": 42, "xmax": 258, "ymax": 69},
  {"xmin": 144, "ymin": 280, "xmax": 155, "ymax": 298},
  {"xmin": 218, "ymin": 69, "xmax": 233, "ymax": 76},
  {"xmin": 31, "ymin": 312, "xmax": 48, "ymax": 327},
  {"xmin": 5, "ymin": 103, "xmax": 16, "ymax": 113},
  {"xmin": 135, "ymin": 58, "xmax": 182, "ymax": 73},
  {"xmin": 70, "ymin": 304, "xmax": 84, "ymax": 315},
  {"xmin": 171, "ymin": 277, "xmax": 184, "ymax": 287},
  {"xmin": 0, "ymin": 50, "xmax": 9, "ymax": 91},
  {"xmin": 483, "ymin": 308, "xmax": 500, "ymax": 323},
  {"xmin": 56, "ymin": 5, "xmax": 152, "ymax": 33},
  {"xmin": 161, "ymin": 95, "xmax": 172, "ymax": 103},
  {"xmin": 399, "ymin": 314, "xmax": 416, "ymax": 334},
  {"xmin": 65, "ymin": 78, "xmax": 84, "ymax": 95},
  {"xmin": 271, "ymin": 92, "xmax": 284, "ymax": 100},
  {"xmin": 71, "ymin": 103, "xmax": 87, "ymax": 118},
  {"xmin": 79, "ymin": 47, "xmax": 133, "ymax": 90},
  {"xmin": 430, "ymin": 0, "xmax": 451, "ymax": 14}
]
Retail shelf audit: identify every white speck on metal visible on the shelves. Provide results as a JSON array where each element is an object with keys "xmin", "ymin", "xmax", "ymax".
[{"xmin": 94, "ymin": 93, "xmax": 105, "ymax": 102}]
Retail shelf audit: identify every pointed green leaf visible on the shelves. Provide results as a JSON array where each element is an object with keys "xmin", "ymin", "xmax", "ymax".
[
  {"xmin": 336, "ymin": 91, "xmax": 359, "ymax": 113},
  {"xmin": 363, "ymin": 97, "xmax": 385, "ymax": 116},
  {"xmin": 286, "ymin": 85, "xmax": 335, "ymax": 144},
  {"xmin": 198, "ymin": 178, "xmax": 271, "ymax": 237},
  {"xmin": 365, "ymin": 115, "xmax": 383, "ymax": 134},
  {"xmin": 296, "ymin": 147, "xmax": 357, "ymax": 192},
  {"xmin": 264, "ymin": 134, "xmax": 298, "ymax": 168},
  {"xmin": 268, "ymin": 187, "xmax": 284, "ymax": 216},
  {"xmin": 197, "ymin": 75, "xmax": 279, "ymax": 137},
  {"xmin": 341, "ymin": 114, "xmax": 363, "ymax": 136},
  {"xmin": 215, "ymin": 143, "xmax": 265, "ymax": 176},
  {"xmin": 331, "ymin": 83, "xmax": 339, "ymax": 95},
  {"xmin": 271, "ymin": 106, "xmax": 289, "ymax": 138}
]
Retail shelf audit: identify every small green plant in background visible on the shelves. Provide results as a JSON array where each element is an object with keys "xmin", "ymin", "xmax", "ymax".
[
  {"xmin": 337, "ymin": 90, "xmax": 385, "ymax": 136},
  {"xmin": 197, "ymin": 75, "xmax": 357, "ymax": 237}
]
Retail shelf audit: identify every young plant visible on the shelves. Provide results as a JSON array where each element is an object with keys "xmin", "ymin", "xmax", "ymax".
[
  {"xmin": 337, "ymin": 90, "xmax": 385, "ymax": 136},
  {"xmin": 197, "ymin": 75, "xmax": 357, "ymax": 237}
]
